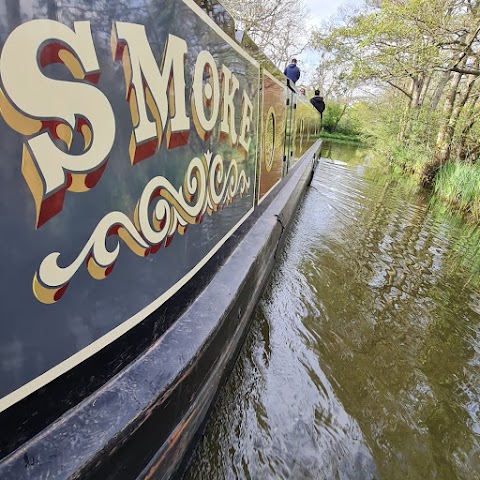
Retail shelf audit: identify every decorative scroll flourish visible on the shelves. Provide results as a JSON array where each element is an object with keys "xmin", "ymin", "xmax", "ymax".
[
  {"xmin": 33, "ymin": 151, "xmax": 251, "ymax": 304},
  {"xmin": 264, "ymin": 107, "xmax": 276, "ymax": 172}
]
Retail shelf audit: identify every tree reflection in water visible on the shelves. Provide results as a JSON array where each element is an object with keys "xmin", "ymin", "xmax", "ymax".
[{"xmin": 187, "ymin": 140, "xmax": 480, "ymax": 480}]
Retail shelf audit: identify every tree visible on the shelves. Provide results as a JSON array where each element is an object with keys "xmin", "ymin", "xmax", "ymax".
[
  {"xmin": 220, "ymin": 0, "xmax": 310, "ymax": 69},
  {"xmin": 312, "ymin": 0, "xmax": 480, "ymax": 185}
]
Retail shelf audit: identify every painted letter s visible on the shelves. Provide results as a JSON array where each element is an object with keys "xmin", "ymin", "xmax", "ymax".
[{"xmin": 0, "ymin": 20, "xmax": 116, "ymax": 228}]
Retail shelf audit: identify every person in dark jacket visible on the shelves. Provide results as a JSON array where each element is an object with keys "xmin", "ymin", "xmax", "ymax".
[
  {"xmin": 310, "ymin": 90, "xmax": 325, "ymax": 120},
  {"xmin": 284, "ymin": 59, "xmax": 300, "ymax": 84}
]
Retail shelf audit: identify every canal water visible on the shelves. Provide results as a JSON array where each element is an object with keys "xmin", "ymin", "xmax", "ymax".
[{"xmin": 185, "ymin": 140, "xmax": 480, "ymax": 480}]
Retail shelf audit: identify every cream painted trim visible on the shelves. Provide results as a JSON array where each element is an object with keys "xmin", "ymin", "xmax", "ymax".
[
  {"xmin": 0, "ymin": 0, "xmax": 261, "ymax": 414},
  {"xmin": 181, "ymin": 0, "xmax": 259, "ymax": 68},
  {"xmin": 253, "ymin": 69, "xmax": 260, "ymax": 204},
  {"xmin": 257, "ymin": 72, "xmax": 265, "ymax": 204},
  {"xmin": 0, "ymin": 205, "xmax": 254, "ymax": 414}
]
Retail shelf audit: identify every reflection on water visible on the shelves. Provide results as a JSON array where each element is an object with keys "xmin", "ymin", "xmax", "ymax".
[{"xmin": 185, "ymin": 140, "xmax": 480, "ymax": 480}]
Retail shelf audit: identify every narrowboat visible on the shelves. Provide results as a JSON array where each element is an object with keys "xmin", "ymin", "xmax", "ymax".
[{"xmin": 0, "ymin": 0, "xmax": 322, "ymax": 477}]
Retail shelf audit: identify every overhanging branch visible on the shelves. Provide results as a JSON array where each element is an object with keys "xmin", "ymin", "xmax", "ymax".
[
  {"xmin": 386, "ymin": 81, "xmax": 412, "ymax": 99},
  {"xmin": 451, "ymin": 66, "xmax": 480, "ymax": 76}
]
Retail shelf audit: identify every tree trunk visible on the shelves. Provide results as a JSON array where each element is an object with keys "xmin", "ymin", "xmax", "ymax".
[
  {"xmin": 431, "ymin": 71, "xmax": 451, "ymax": 110},
  {"xmin": 455, "ymin": 95, "xmax": 480, "ymax": 162},
  {"xmin": 419, "ymin": 74, "xmax": 431, "ymax": 107},
  {"xmin": 423, "ymin": 23, "xmax": 480, "ymax": 183},
  {"xmin": 332, "ymin": 104, "xmax": 347, "ymax": 132},
  {"xmin": 447, "ymin": 70, "xmax": 478, "ymax": 158},
  {"xmin": 402, "ymin": 75, "xmax": 429, "ymax": 143},
  {"xmin": 422, "ymin": 71, "xmax": 463, "ymax": 186},
  {"xmin": 410, "ymin": 77, "xmax": 421, "ymax": 109},
  {"xmin": 398, "ymin": 77, "xmax": 419, "ymax": 141}
]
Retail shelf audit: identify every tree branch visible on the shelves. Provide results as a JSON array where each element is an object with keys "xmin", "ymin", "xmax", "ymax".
[
  {"xmin": 386, "ymin": 80, "xmax": 413, "ymax": 99},
  {"xmin": 451, "ymin": 66, "xmax": 480, "ymax": 76}
]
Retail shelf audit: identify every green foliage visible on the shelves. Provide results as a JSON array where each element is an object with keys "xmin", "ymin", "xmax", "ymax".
[
  {"xmin": 321, "ymin": 99, "xmax": 363, "ymax": 137},
  {"xmin": 310, "ymin": 0, "xmax": 480, "ymax": 225},
  {"xmin": 434, "ymin": 163, "xmax": 480, "ymax": 223},
  {"xmin": 319, "ymin": 131, "xmax": 366, "ymax": 144},
  {"xmin": 313, "ymin": 0, "xmax": 455, "ymax": 84},
  {"xmin": 322, "ymin": 102, "xmax": 343, "ymax": 131}
]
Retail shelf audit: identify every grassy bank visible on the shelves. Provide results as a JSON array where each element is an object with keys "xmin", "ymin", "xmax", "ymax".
[
  {"xmin": 375, "ymin": 140, "xmax": 480, "ymax": 225},
  {"xmin": 319, "ymin": 131, "xmax": 367, "ymax": 144},
  {"xmin": 433, "ymin": 162, "xmax": 480, "ymax": 223}
]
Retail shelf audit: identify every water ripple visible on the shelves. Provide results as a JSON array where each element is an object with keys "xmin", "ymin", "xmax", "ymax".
[{"xmin": 186, "ymin": 142, "xmax": 480, "ymax": 480}]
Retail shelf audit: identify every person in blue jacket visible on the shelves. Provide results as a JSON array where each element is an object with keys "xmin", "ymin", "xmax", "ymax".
[{"xmin": 284, "ymin": 58, "xmax": 300, "ymax": 84}]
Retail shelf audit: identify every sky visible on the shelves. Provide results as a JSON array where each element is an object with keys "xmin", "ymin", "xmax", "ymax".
[
  {"xmin": 304, "ymin": 0, "xmax": 350, "ymax": 23},
  {"xmin": 296, "ymin": 0, "xmax": 363, "ymax": 86}
]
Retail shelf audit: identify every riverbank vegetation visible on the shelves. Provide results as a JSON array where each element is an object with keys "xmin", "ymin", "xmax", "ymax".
[
  {"xmin": 312, "ymin": 0, "xmax": 480, "ymax": 222},
  {"xmin": 217, "ymin": 0, "xmax": 480, "ymax": 221},
  {"xmin": 320, "ymin": 101, "xmax": 360, "ymax": 140}
]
